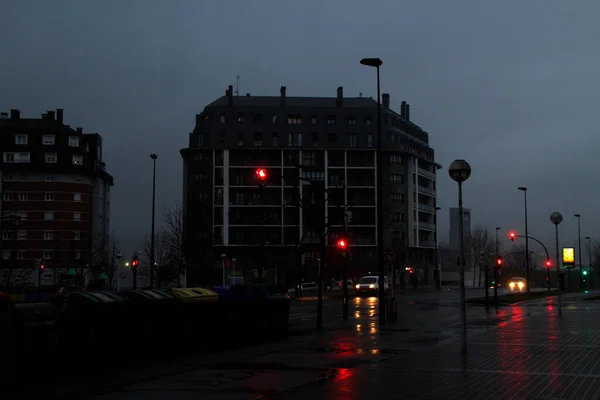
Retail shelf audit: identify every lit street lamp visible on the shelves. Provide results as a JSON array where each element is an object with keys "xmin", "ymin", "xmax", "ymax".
[
  {"xmin": 574, "ymin": 214, "xmax": 582, "ymax": 289},
  {"xmin": 517, "ymin": 187, "xmax": 530, "ymax": 293},
  {"xmin": 550, "ymin": 212, "xmax": 563, "ymax": 316},
  {"xmin": 150, "ymin": 153, "xmax": 158, "ymax": 288},
  {"xmin": 448, "ymin": 159, "xmax": 471, "ymax": 355},
  {"xmin": 360, "ymin": 57, "xmax": 386, "ymax": 326}
]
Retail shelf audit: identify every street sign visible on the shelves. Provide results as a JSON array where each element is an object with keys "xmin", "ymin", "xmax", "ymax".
[{"xmin": 562, "ymin": 247, "xmax": 575, "ymax": 269}]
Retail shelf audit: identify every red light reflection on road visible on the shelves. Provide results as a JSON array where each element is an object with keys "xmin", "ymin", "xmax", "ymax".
[{"xmin": 331, "ymin": 368, "xmax": 357, "ymax": 398}]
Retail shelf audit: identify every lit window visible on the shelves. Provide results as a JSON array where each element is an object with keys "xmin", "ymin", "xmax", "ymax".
[
  {"xmin": 74, "ymin": 193, "xmax": 81, "ymax": 202},
  {"xmin": 69, "ymin": 136, "xmax": 79, "ymax": 147},
  {"xmin": 43, "ymin": 135, "xmax": 55, "ymax": 145},
  {"xmin": 73, "ymin": 213, "xmax": 81, "ymax": 221},
  {"xmin": 72, "ymin": 155, "xmax": 83, "ymax": 165},
  {"xmin": 44, "ymin": 212, "xmax": 54, "ymax": 220},
  {"xmin": 45, "ymin": 153, "xmax": 57, "ymax": 163},
  {"xmin": 15, "ymin": 134, "xmax": 27, "ymax": 145}
]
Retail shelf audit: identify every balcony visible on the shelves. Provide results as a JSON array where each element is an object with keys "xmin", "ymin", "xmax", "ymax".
[
  {"xmin": 419, "ymin": 240, "xmax": 436, "ymax": 248},
  {"xmin": 417, "ymin": 167, "xmax": 436, "ymax": 179},
  {"xmin": 416, "ymin": 185, "xmax": 436, "ymax": 197},
  {"xmin": 415, "ymin": 203, "xmax": 435, "ymax": 213},
  {"xmin": 417, "ymin": 222, "xmax": 436, "ymax": 231}
]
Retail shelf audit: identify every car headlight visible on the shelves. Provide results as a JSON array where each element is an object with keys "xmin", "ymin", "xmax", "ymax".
[
  {"xmin": 509, "ymin": 282, "xmax": 515, "ymax": 288},
  {"xmin": 518, "ymin": 282, "xmax": 524, "ymax": 289},
  {"xmin": 369, "ymin": 284, "xmax": 375, "ymax": 289},
  {"xmin": 355, "ymin": 284, "xmax": 360, "ymax": 289}
]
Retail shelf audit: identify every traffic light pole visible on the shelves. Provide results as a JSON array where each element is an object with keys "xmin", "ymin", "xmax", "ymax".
[
  {"xmin": 484, "ymin": 260, "xmax": 489, "ymax": 310},
  {"xmin": 132, "ymin": 266, "xmax": 137, "ymax": 290}
]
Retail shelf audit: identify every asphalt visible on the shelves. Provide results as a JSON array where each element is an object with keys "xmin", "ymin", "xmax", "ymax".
[{"xmin": 15, "ymin": 286, "xmax": 593, "ymax": 399}]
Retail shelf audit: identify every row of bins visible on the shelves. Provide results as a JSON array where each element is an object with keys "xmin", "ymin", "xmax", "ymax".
[{"xmin": 1, "ymin": 284, "xmax": 291, "ymax": 385}]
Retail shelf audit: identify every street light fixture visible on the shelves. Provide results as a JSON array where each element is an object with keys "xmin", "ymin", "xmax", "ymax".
[
  {"xmin": 574, "ymin": 214, "xmax": 583, "ymax": 289},
  {"xmin": 586, "ymin": 236, "xmax": 593, "ymax": 289},
  {"xmin": 360, "ymin": 57, "xmax": 386, "ymax": 326},
  {"xmin": 550, "ymin": 212, "xmax": 563, "ymax": 316},
  {"xmin": 150, "ymin": 153, "xmax": 158, "ymax": 289},
  {"xmin": 448, "ymin": 159, "xmax": 471, "ymax": 355},
  {"xmin": 517, "ymin": 187, "xmax": 530, "ymax": 293}
]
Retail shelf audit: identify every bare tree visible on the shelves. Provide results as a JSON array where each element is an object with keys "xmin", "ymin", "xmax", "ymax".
[
  {"xmin": 140, "ymin": 231, "xmax": 178, "ymax": 288},
  {"xmin": 90, "ymin": 231, "xmax": 122, "ymax": 290},
  {"xmin": 468, "ymin": 226, "xmax": 495, "ymax": 287},
  {"xmin": 162, "ymin": 204, "xmax": 184, "ymax": 263}
]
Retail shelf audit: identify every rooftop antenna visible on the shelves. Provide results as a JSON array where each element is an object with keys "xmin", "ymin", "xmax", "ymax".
[{"xmin": 235, "ymin": 75, "xmax": 240, "ymax": 97}]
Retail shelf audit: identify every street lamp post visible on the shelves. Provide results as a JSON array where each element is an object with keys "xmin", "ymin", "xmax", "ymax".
[
  {"xmin": 150, "ymin": 153, "xmax": 158, "ymax": 289},
  {"xmin": 586, "ymin": 236, "xmax": 593, "ymax": 289},
  {"xmin": 435, "ymin": 207, "xmax": 441, "ymax": 290},
  {"xmin": 448, "ymin": 159, "xmax": 472, "ymax": 355},
  {"xmin": 517, "ymin": 187, "xmax": 530, "ymax": 293},
  {"xmin": 550, "ymin": 212, "xmax": 563, "ymax": 316},
  {"xmin": 360, "ymin": 57, "xmax": 386, "ymax": 326},
  {"xmin": 495, "ymin": 227, "xmax": 500, "ymax": 306},
  {"xmin": 574, "ymin": 214, "xmax": 582, "ymax": 289}
]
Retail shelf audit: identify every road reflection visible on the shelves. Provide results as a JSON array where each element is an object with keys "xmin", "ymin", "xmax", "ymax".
[{"xmin": 353, "ymin": 296, "xmax": 379, "ymax": 335}]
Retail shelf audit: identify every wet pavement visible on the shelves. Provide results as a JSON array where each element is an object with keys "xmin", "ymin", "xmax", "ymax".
[{"xmin": 43, "ymin": 289, "xmax": 600, "ymax": 399}]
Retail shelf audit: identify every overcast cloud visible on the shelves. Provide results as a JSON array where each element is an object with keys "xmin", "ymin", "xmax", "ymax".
[{"xmin": 1, "ymin": 0, "xmax": 598, "ymax": 257}]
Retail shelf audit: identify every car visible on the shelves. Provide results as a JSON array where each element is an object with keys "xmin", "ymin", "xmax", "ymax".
[
  {"xmin": 355, "ymin": 275, "xmax": 388, "ymax": 296},
  {"xmin": 508, "ymin": 277, "xmax": 526, "ymax": 292},
  {"xmin": 331, "ymin": 280, "xmax": 354, "ymax": 291}
]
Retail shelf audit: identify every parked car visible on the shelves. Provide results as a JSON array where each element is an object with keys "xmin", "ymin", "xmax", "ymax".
[{"xmin": 331, "ymin": 280, "xmax": 354, "ymax": 291}]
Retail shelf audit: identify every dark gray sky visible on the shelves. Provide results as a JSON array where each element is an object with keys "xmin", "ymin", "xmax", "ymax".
[{"xmin": 1, "ymin": 1, "xmax": 598, "ymax": 257}]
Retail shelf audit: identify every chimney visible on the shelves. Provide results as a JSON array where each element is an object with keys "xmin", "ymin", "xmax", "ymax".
[
  {"xmin": 382, "ymin": 93, "xmax": 390, "ymax": 109},
  {"xmin": 57, "ymin": 109, "xmax": 63, "ymax": 123},
  {"xmin": 336, "ymin": 86, "xmax": 343, "ymax": 107},
  {"xmin": 227, "ymin": 85, "xmax": 233, "ymax": 106},
  {"xmin": 10, "ymin": 109, "xmax": 20, "ymax": 120},
  {"xmin": 76, "ymin": 127, "xmax": 82, "ymax": 134},
  {"xmin": 400, "ymin": 101, "xmax": 407, "ymax": 118},
  {"xmin": 405, "ymin": 103, "xmax": 410, "ymax": 121},
  {"xmin": 47, "ymin": 111, "xmax": 55, "ymax": 120},
  {"xmin": 280, "ymin": 86, "xmax": 286, "ymax": 106}
]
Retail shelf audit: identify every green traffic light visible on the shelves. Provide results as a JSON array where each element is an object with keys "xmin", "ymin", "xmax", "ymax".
[{"xmin": 583, "ymin": 270, "xmax": 589, "ymax": 276}]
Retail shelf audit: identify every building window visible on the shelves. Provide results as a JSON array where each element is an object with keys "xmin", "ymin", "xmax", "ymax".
[
  {"xmin": 288, "ymin": 133, "xmax": 302, "ymax": 147},
  {"xmin": 272, "ymin": 114, "xmax": 278, "ymax": 124},
  {"xmin": 237, "ymin": 113, "xmax": 244, "ymax": 123},
  {"xmin": 348, "ymin": 134, "xmax": 357, "ymax": 148},
  {"xmin": 17, "ymin": 231, "xmax": 27, "ymax": 240},
  {"xmin": 237, "ymin": 132, "xmax": 244, "ymax": 146},
  {"xmin": 311, "ymin": 132, "xmax": 319, "ymax": 147},
  {"xmin": 2, "ymin": 250, "xmax": 10, "ymax": 260},
  {"xmin": 17, "ymin": 251, "xmax": 26, "ymax": 260},
  {"xmin": 3, "ymin": 175, "xmax": 13, "ymax": 181},
  {"xmin": 69, "ymin": 136, "xmax": 79, "ymax": 147},
  {"xmin": 327, "ymin": 116, "xmax": 336, "ymax": 125},
  {"xmin": 17, "ymin": 212, "xmax": 27, "ymax": 220},
  {"xmin": 197, "ymin": 134, "xmax": 205, "ymax": 146},
  {"xmin": 391, "ymin": 192, "xmax": 404, "ymax": 202},
  {"xmin": 390, "ymin": 174, "xmax": 404, "ymax": 184},
  {"xmin": 367, "ymin": 134, "xmax": 373, "ymax": 148},
  {"xmin": 74, "ymin": 231, "xmax": 81, "ymax": 240},
  {"xmin": 72, "ymin": 155, "xmax": 83, "ymax": 165},
  {"xmin": 44, "ymin": 231, "xmax": 53, "ymax": 240},
  {"xmin": 3, "ymin": 192, "xmax": 11, "ymax": 201},
  {"xmin": 43, "ymin": 135, "xmax": 55, "ymax": 145},
  {"xmin": 272, "ymin": 133, "xmax": 279, "ymax": 147},
  {"xmin": 3, "ymin": 152, "xmax": 29, "ymax": 163},
  {"xmin": 311, "ymin": 115, "xmax": 318, "ymax": 125},
  {"xmin": 74, "ymin": 193, "xmax": 81, "ymax": 202},
  {"xmin": 44, "ymin": 212, "xmax": 54, "ymax": 220},
  {"xmin": 328, "ymin": 133, "xmax": 337, "ymax": 143},
  {"xmin": 2, "ymin": 232, "xmax": 11, "ymax": 240},
  {"xmin": 45, "ymin": 153, "xmax": 57, "ymax": 163},
  {"xmin": 347, "ymin": 115, "xmax": 357, "ymax": 125},
  {"xmin": 15, "ymin": 134, "xmax": 27, "ymax": 145},
  {"xmin": 73, "ymin": 213, "xmax": 81, "ymax": 221},
  {"xmin": 302, "ymin": 152, "xmax": 317, "ymax": 166},
  {"xmin": 75, "ymin": 251, "xmax": 81, "ymax": 260},
  {"xmin": 219, "ymin": 114, "xmax": 226, "ymax": 123},
  {"xmin": 253, "ymin": 132, "xmax": 263, "ymax": 147},
  {"xmin": 43, "ymin": 251, "xmax": 53, "ymax": 260},
  {"xmin": 366, "ymin": 116, "xmax": 372, "ymax": 125},
  {"xmin": 287, "ymin": 115, "xmax": 302, "ymax": 124},
  {"xmin": 45, "ymin": 192, "xmax": 55, "ymax": 201},
  {"xmin": 219, "ymin": 131, "xmax": 226, "ymax": 143},
  {"xmin": 253, "ymin": 114, "xmax": 262, "ymax": 123}
]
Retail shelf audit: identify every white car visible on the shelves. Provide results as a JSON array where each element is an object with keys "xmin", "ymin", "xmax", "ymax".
[
  {"xmin": 355, "ymin": 275, "xmax": 388, "ymax": 296},
  {"xmin": 508, "ymin": 277, "xmax": 526, "ymax": 292}
]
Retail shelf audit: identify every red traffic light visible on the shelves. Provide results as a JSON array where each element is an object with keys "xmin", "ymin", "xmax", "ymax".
[
  {"xmin": 40, "ymin": 263, "xmax": 45, "ymax": 270},
  {"xmin": 546, "ymin": 260, "xmax": 552, "ymax": 268},
  {"xmin": 496, "ymin": 256, "xmax": 503, "ymax": 266},
  {"xmin": 337, "ymin": 239, "xmax": 347, "ymax": 249},
  {"xmin": 509, "ymin": 232, "xmax": 516, "ymax": 241},
  {"xmin": 255, "ymin": 168, "xmax": 267, "ymax": 181},
  {"xmin": 131, "ymin": 257, "xmax": 139, "ymax": 268}
]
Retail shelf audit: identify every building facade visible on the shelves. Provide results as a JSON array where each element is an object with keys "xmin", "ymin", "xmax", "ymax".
[
  {"xmin": 180, "ymin": 86, "xmax": 439, "ymax": 286},
  {"xmin": 0, "ymin": 109, "xmax": 114, "ymax": 287}
]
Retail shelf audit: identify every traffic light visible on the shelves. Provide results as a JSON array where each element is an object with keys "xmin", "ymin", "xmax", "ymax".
[
  {"xmin": 337, "ymin": 238, "xmax": 347, "ymax": 249},
  {"xmin": 546, "ymin": 260, "xmax": 552, "ymax": 268},
  {"xmin": 131, "ymin": 255, "xmax": 139, "ymax": 268},
  {"xmin": 39, "ymin": 260, "xmax": 45, "ymax": 270},
  {"xmin": 255, "ymin": 168, "xmax": 268, "ymax": 181},
  {"xmin": 496, "ymin": 256, "xmax": 503, "ymax": 266},
  {"xmin": 583, "ymin": 270, "xmax": 588, "ymax": 276},
  {"xmin": 509, "ymin": 232, "xmax": 516, "ymax": 241}
]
